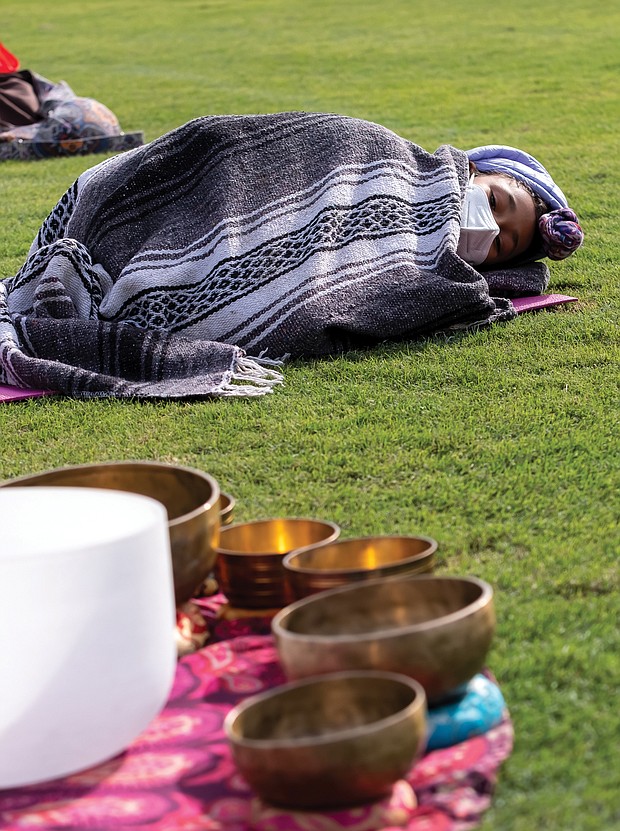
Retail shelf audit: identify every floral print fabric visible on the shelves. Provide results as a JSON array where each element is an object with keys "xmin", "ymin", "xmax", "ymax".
[{"xmin": 0, "ymin": 608, "xmax": 513, "ymax": 831}]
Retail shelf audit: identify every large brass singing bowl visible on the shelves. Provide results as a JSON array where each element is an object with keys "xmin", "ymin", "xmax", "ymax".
[
  {"xmin": 272, "ymin": 575, "xmax": 495, "ymax": 703},
  {"xmin": 216, "ymin": 518, "xmax": 340, "ymax": 609},
  {"xmin": 283, "ymin": 534, "xmax": 437, "ymax": 599},
  {"xmin": 224, "ymin": 670, "xmax": 427, "ymax": 809},
  {"xmin": 1, "ymin": 462, "xmax": 220, "ymax": 607}
]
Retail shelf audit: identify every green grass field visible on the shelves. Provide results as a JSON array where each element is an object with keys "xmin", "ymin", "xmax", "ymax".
[{"xmin": 1, "ymin": 1, "xmax": 618, "ymax": 828}]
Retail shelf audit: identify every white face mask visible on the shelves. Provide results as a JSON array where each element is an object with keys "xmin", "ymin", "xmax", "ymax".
[{"xmin": 456, "ymin": 175, "xmax": 500, "ymax": 265}]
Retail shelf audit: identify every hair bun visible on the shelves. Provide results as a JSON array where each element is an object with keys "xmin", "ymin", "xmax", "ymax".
[{"xmin": 538, "ymin": 208, "xmax": 583, "ymax": 260}]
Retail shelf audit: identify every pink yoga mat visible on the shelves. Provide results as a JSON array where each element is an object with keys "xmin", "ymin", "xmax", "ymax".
[
  {"xmin": 0, "ymin": 296, "xmax": 579, "ymax": 402},
  {"xmin": 511, "ymin": 293, "xmax": 578, "ymax": 313},
  {"xmin": 0, "ymin": 385, "xmax": 53, "ymax": 402}
]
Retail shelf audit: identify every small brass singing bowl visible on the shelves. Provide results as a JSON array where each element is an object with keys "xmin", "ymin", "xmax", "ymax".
[
  {"xmin": 283, "ymin": 534, "xmax": 437, "ymax": 600},
  {"xmin": 224, "ymin": 670, "xmax": 427, "ymax": 810},
  {"xmin": 216, "ymin": 518, "xmax": 340, "ymax": 609},
  {"xmin": 1, "ymin": 461, "xmax": 220, "ymax": 607},
  {"xmin": 219, "ymin": 492, "xmax": 236, "ymax": 526},
  {"xmin": 272, "ymin": 575, "xmax": 495, "ymax": 704}
]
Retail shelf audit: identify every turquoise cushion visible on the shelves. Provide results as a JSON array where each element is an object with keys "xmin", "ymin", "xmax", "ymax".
[{"xmin": 426, "ymin": 674, "xmax": 506, "ymax": 750}]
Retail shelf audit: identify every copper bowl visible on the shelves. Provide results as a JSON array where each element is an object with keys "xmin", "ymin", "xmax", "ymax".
[
  {"xmin": 219, "ymin": 492, "xmax": 236, "ymax": 526},
  {"xmin": 272, "ymin": 575, "xmax": 495, "ymax": 703},
  {"xmin": 216, "ymin": 518, "xmax": 340, "ymax": 609},
  {"xmin": 224, "ymin": 670, "xmax": 427, "ymax": 809},
  {"xmin": 1, "ymin": 461, "xmax": 220, "ymax": 607},
  {"xmin": 283, "ymin": 534, "xmax": 437, "ymax": 599}
]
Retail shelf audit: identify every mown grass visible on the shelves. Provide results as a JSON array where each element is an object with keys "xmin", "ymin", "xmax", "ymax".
[{"xmin": 1, "ymin": 1, "xmax": 618, "ymax": 828}]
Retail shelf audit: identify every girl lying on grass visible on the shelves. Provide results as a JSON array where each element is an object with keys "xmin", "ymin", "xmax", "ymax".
[{"xmin": 0, "ymin": 112, "xmax": 582, "ymax": 399}]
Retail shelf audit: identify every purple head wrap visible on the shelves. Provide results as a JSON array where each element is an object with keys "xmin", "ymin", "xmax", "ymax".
[
  {"xmin": 538, "ymin": 208, "xmax": 583, "ymax": 261},
  {"xmin": 466, "ymin": 144, "xmax": 583, "ymax": 261}
]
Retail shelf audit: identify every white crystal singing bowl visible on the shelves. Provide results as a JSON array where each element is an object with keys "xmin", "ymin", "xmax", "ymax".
[{"xmin": 0, "ymin": 487, "xmax": 177, "ymax": 788}]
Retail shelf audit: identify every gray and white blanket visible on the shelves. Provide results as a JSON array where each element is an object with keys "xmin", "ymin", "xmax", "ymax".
[{"xmin": 0, "ymin": 112, "xmax": 549, "ymax": 398}]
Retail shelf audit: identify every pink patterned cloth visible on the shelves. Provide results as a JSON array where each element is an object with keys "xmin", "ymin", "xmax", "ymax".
[
  {"xmin": 0, "ymin": 603, "xmax": 513, "ymax": 831},
  {"xmin": 175, "ymin": 602, "xmax": 210, "ymax": 657}
]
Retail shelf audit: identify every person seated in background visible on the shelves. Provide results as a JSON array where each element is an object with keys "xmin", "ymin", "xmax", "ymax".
[
  {"xmin": 0, "ymin": 69, "xmax": 42, "ymax": 131},
  {"xmin": 0, "ymin": 43, "xmax": 138, "ymax": 161},
  {"xmin": 0, "ymin": 68, "xmax": 122, "ymax": 145}
]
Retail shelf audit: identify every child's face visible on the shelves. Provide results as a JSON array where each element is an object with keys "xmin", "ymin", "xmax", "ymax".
[{"xmin": 474, "ymin": 173, "xmax": 536, "ymax": 266}]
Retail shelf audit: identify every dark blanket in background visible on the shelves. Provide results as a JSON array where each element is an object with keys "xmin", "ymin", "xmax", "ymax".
[
  {"xmin": 0, "ymin": 70, "xmax": 42, "ymax": 130},
  {"xmin": 0, "ymin": 70, "xmax": 143, "ymax": 162},
  {"xmin": 0, "ymin": 70, "xmax": 122, "ymax": 142},
  {"xmin": 0, "ymin": 112, "xmax": 550, "ymax": 399}
]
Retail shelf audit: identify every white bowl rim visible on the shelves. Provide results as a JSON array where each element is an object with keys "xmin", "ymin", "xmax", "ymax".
[{"xmin": 0, "ymin": 486, "xmax": 169, "ymax": 560}]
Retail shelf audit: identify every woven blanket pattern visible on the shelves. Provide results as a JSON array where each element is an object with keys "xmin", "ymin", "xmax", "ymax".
[{"xmin": 1, "ymin": 112, "xmax": 549, "ymax": 399}]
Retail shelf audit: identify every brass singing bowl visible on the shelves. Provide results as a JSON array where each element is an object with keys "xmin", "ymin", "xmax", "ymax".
[
  {"xmin": 219, "ymin": 492, "xmax": 236, "ymax": 526},
  {"xmin": 283, "ymin": 534, "xmax": 437, "ymax": 599},
  {"xmin": 272, "ymin": 575, "xmax": 495, "ymax": 703},
  {"xmin": 1, "ymin": 461, "xmax": 220, "ymax": 607},
  {"xmin": 224, "ymin": 670, "xmax": 427, "ymax": 809},
  {"xmin": 216, "ymin": 518, "xmax": 340, "ymax": 609}
]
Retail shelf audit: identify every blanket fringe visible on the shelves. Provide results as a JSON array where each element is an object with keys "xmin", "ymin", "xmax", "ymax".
[
  {"xmin": 256, "ymin": 350, "xmax": 290, "ymax": 365},
  {"xmin": 218, "ymin": 354, "xmax": 285, "ymax": 397}
]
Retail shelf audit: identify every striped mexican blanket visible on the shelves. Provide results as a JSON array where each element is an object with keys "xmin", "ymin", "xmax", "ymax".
[{"xmin": 0, "ymin": 112, "xmax": 549, "ymax": 399}]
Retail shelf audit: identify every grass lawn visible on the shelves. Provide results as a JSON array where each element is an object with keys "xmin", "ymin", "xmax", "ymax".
[{"xmin": 1, "ymin": 1, "xmax": 618, "ymax": 828}]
